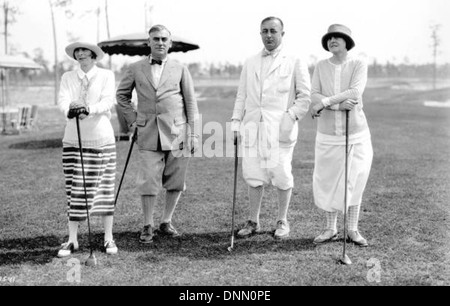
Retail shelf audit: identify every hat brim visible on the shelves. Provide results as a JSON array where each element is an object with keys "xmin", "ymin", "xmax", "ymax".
[
  {"xmin": 65, "ymin": 42, "xmax": 105, "ymax": 61},
  {"xmin": 321, "ymin": 32, "xmax": 355, "ymax": 51}
]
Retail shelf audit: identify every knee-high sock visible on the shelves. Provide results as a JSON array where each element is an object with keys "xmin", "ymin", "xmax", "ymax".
[
  {"xmin": 68, "ymin": 221, "xmax": 79, "ymax": 244},
  {"xmin": 248, "ymin": 186, "xmax": 264, "ymax": 224},
  {"xmin": 347, "ymin": 205, "xmax": 361, "ymax": 231},
  {"xmin": 162, "ymin": 191, "xmax": 182, "ymax": 224},
  {"xmin": 102, "ymin": 216, "xmax": 114, "ymax": 242},
  {"xmin": 325, "ymin": 211, "xmax": 338, "ymax": 231},
  {"xmin": 141, "ymin": 195, "xmax": 157, "ymax": 227},
  {"xmin": 277, "ymin": 188, "xmax": 292, "ymax": 223}
]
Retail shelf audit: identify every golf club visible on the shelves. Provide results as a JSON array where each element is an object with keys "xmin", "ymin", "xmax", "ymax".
[
  {"xmin": 114, "ymin": 128, "xmax": 138, "ymax": 208},
  {"xmin": 339, "ymin": 110, "xmax": 352, "ymax": 265},
  {"xmin": 228, "ymin": 132, "xmax": 239, "ymax": 252},
  {"xmin": 75, "ymin": 115, "xmax": 97, "ymax": 267}
]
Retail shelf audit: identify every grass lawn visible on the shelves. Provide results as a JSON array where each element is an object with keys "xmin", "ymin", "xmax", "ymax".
[{"xmin": 0, "ymin": 80, "xmax": 449, "ymax": 286}]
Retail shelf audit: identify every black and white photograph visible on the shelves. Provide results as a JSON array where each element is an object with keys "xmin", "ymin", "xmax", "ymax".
[{"xmin": 0, "ymin": 0, "xmax": 449, "ymax": 290}]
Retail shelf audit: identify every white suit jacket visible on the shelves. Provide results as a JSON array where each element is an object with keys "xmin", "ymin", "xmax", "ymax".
[{"xmin": 232, "ymin": 48, "xmax": 311, "ymax": 147}]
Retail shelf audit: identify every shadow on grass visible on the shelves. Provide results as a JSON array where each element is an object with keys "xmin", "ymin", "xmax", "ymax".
[
  {"xmin": 8, "ymin": 138, "xmax": 62, "ymax": 150},
  {"xmin": 0, "ymin": 233, "xmax": 118, "ymax": 266},
  {"xmin": 0, "ymin": 235, "xmax": 62, "ymax": 266},
  {"xmin": 112, "ymin": 230, "xmax": 315, "ymax": 262},
  {"xmin": 0, "ymin": 231, "xmax": 315, "ymax": 265}
]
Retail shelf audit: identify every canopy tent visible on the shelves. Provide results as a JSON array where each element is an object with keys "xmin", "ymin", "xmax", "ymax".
[
  {"xmin": 1, "ymin": 55, "xmax": 42, "ymax": 107},
  {"xmin": 98, "ymin": 32, "xmax": 200, "ymax": 56},
  {"xmin": 1, "ymin": 55, "xmax": 42, "ymax": 134},
  {"xmin": 0, "ymin": 55, "xmax": 43, "ymax": 70}
]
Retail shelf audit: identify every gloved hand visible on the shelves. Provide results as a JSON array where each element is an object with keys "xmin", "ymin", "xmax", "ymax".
[
  {"xmin": 67, "ymin": 107, "xmax": 89, "ymax": 119},
  {"xmin": 67, "ymin": 108, "xmax": 81, "ymax": 119}
]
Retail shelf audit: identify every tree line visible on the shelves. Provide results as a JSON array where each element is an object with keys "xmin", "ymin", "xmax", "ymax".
[{"xmin": 7, "ymin": 59, "xmax": 450, "ymax": 86}]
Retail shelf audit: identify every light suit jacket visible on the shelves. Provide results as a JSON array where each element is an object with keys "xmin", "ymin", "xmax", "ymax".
[
  {"xmin": 232, "ymin": 48, "xmax": 311, "ymax": 147},
  {"xmin": 116, "ymin": 57, "xmax": 199, "ymax": 151}
]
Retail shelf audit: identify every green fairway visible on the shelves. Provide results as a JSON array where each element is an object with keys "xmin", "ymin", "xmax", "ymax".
[{"xmin": 0, "ymin": 82, "xmax": 449, "ymax": 286}]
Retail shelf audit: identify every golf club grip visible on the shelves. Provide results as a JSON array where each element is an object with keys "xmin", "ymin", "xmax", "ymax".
[{"xmin": 114, "ymin": 128, "xmax": 138, "ymax": 207}]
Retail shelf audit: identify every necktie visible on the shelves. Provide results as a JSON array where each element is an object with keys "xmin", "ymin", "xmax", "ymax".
[
  {"xmin": 151, "ymin": 59, "xmax": 163, "ymax": 65},
  {"xmin": 80, "ymin": 76, "xmax": 89, "ymax": 103}
]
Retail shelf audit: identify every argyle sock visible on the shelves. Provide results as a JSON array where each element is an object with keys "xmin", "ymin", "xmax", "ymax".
[
  {"xmin": 325, "ymin": 211, "xmax": 338, "ymax": 231},
  {"xmin": 347, "ymin": 205, "xmax": 361, "ymax": 231}
]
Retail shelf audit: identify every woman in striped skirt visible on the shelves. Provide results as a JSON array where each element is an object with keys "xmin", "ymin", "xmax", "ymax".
[
  {"xmin": 310, "ymin": 25, "xmax": 373, "ymax": 247},
  {"xmin": 57, "ymin": 42, "xmax": 118, "ymax": 257}
]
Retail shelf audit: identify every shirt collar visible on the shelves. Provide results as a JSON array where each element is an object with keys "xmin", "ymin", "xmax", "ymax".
[
  {"xmin": 77, "ymin": 65, "xmax": 98, "ymax": 80},
  {"xmin": 262, "ymin": 44, "xmax": 283, "ymax": 58}
]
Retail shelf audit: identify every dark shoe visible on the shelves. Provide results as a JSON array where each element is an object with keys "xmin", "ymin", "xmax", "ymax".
[
  {"xmin": 347, "ymin": 230, "xmax": 368, "ymax": 247},
  {"xmin": 237, "ymin": 220, "xmax": 260, "ymax": 238},
  {"xmin": 274, "ymin": 220, "xmax": 290, "ymax": 239},
  {"xmin": 57, "ymin": 241, "xmax": 79, "ymax": 258},
  {"xmin": 139, "ymin": 225, "xmax": 154, "ymax": 244},
  {"xmin": 159, "ymin": 222, "xmax": 180, "ymax": 237},
  {"xmin": 313, "ymin": 229, "xmax": 338, "ymax": 245}
]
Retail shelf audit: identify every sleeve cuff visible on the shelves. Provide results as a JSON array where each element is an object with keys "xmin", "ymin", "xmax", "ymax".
[{"xmin": 330, "ymin": 104, "xmax": 340, "ymax": 111}]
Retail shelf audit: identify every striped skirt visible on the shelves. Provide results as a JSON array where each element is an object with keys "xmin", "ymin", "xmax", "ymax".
[{"xmin": 62, "ymin": 144, "xmax": 116, "ymax": 222}]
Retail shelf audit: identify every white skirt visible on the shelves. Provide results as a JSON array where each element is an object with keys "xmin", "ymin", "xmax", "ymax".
[{"xmin": 313, "ymin": 131, "xmax": 373, "ymax": 212}]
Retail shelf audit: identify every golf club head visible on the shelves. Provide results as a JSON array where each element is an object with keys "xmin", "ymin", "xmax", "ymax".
[
  {"xmin": 85, "ymin": 254, "xmax": 97, "ymax": 267},
  {"xmin": 227, "ymin": 236, "xmax": 235, "ymax": 252},
  {"xmin": 339, "ymin": 254, "xmax": 352, "ymax": 265}
]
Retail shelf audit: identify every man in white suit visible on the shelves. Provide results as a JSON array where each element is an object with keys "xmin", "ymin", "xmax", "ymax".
[{"xmin": 231, "ymin": 17, "xmax": 311, "ymax": 239}]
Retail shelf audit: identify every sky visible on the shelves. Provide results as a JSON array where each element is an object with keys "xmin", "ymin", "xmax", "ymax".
[{"xmin": 3, "ymin": 0, "xmax": 450, "ymax": 68}]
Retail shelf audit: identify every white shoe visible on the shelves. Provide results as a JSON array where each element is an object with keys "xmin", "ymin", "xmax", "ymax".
[
  {"xmin": 104, "ymin": 240, "xmax": 118, "ymax": 255},
  {"xmin": 313, "ymin": 229, "xmax": 338, "ymax": 244},
  {"xmin": 274, "ymin": 220, "xmax": 290, "ymax": 239},
  {"xmin": 347, "ymin": 230, "xmax": 368, "ymax": 247},
  {"xmin": 237, "ymin": 220, "xmax": 260, "ymax": 238},
  {"xmin": 57, "ymin": 242, "xmax": 79, "ymax": 258}
]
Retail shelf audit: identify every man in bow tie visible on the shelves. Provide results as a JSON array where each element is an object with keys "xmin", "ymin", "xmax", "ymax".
[
  {"xmin": 116, "ymin": 24, "xmax": 199, "ymax": 244},
  {"xmin": 231, "ymin": 17, "xmax": 311, "ymax": 239}
]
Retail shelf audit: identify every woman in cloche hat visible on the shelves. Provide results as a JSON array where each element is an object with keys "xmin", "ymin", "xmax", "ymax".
[
  {"xmin": 310, "ymin": 24, "xmax": 373, "ymax": 247},
  {"xmin": 57, "ymin": 42, "xmax": 118, "ymax": 257}
]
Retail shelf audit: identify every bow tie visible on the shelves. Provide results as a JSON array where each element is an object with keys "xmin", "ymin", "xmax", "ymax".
[
  {"xmin": 263, "ymin": 49, "xmax": 274, "ymax": 57},
  {"xmin": 151, "ymin": 59, "xmax": 163, "ymax": 65},
  {"xmin": 263, "ymin": 48, "xmax": 281, "ymax": 57}
]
